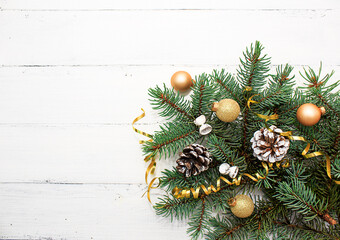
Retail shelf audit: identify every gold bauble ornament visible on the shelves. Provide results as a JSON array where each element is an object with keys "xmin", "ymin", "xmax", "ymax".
[
  {"xmin": 170, "ymin": 71, "xmax": 194, "ymax": 92},
  {"xmin": 212, "ymin": 99, "xmax": 240, "ymax": 122},
  {"xmin": 228, "ymin": 194, "xmax": 254, "ymax": 218},
  {"xmin": 296, "ymin": 103, "xmax": 326, "ymax": 126}
]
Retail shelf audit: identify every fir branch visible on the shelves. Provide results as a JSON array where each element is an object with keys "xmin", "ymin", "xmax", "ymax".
[
  {"xmin": 274, "ymin": 221, "xmax": 340, "ymax": 240},
  {"xmin": 242, "ymin": 107, "xmax": 249, "ymax": 157},
  {"xmin": 198, "ymin": 198, "xmax": 206, "ymax": 232},
  {"xmin": 274, "ymin": 178, "xmax": 335, "ymax": 224},
  {"xmin": 154, "ymin": 195, "xmax": 199, "ymax": 221},
  {"xmin": 300, "ymin": 64, "xmax": 340, "ymax": 118},
  {"xmin": 317, "ymin": 94, "xmax": 340, "ymax": 118},
  {"xmin": 255, "ymin": 64, "xmax": 295, "ymax": 111},
  {"xmin": 191, "ymin": 74, "xmax": 216, "ymax": 117},
  {"xmin": 222, "ymin": 223, "xmax": 245, "ymax": 238},
  {"xmin": 210, "ymin": 119, "xmax": 242, "ymax": 148},
  {"xmin": 148, "ymin": 84, "xmax": 193, "ymax": 121},
  {"xmin": 277, "ymin": 88, "xmax": 304, "ymax": 117},
  {"xmin": 292, "ymin": 122, "xmax": 329, "ymax": 154},
  {"xmin": 143, "ymin": 122, "xmax": 199, "ymax": 158},
  {"xmin": 187, "ymin": 198, "xmax": 211, "ymax": 240},
  {"xmin": 207, "ymin": 216, "xmax": 249, "ymax": 240},
  {"xmin": 276, "ymin": 64, "xmax": 295, "ymax": 86},
  {"xmin": 207, "ymin": 134, "xmax": 247, "ymax": 171},
  {"xmin": 280, "ymin": 105, "xmax": 300, "ymax": 115},
  {"xmin": 209, "ymin": 190, "xmax": 235, "ymax": 212},
  {"xmin": 237, "ymin": 41, "xmax": 270, "ymax": 93},
  {"xmin": 159, "ymin": 167, "xmax": 221, "ymax": 191},
  {"xmin": 284, "ymin": 160, "xmax": 311, "ymax": 183},
  {"xmin": 210, "ymin": 69, "xmax": 242, "ymax": 102},
  {"xmin": 331, "ymin": 158, "xmax": 340, "ymax": 179},
  {"xmin": 257, "ymin": 90, "xmax": 281, "ymax": 104},
  {"xmin": 333, "ymin": 130, "xmax": 340, "ymax": 154}
]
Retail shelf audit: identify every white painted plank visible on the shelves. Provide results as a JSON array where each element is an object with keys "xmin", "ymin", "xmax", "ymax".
[
  {"xmin": 0, "ymin": 124, "xmax": 180, "ymax": 183},
  {"xmin": 0, "ymin": 0, "xmax": 339, "ymax": 10},
  {"xmin": 0, "ymin": 183, "xmax": 188, "ymax": 240},
  {"xmin": 0, "ymin": 10, "xmax": 339, "ymax": 65},
  {"xmin": 0, "ymin": 66, "xmax": 339, "ymax": 124},
  {"xmin": 0, "ymin": 66, "xmax": 211, "ymax": 124}
]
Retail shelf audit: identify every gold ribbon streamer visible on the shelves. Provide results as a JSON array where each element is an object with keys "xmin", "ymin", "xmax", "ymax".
[
  {"xmin": 146, "ymin": 177, "xmax": 161, "ymax": 203},
  {"xmin": 133, "ymin": 109, "xmax": 163, "ymax": 202},
  {"xmin": 132, "ymin": 108, "xmax": 158, "ymax": 184},
  {"xmin": 271, "ymin": 130, "xmax": 340, "ymax": 185},
  {"xmin": 325, "ymin": 155, "xmax": 340, "ymax": 184},
  {"xmin": 268, "ymin": 159, "xmax": 290, "ymax": 169},
  {"xmin": 145, "ymin": 157, "xmax": 156, "ymax": 184},
  {"xmin": 245, "ymin": 88, "xmax": 279, "ymax": 121},
  {"xmin": 132, "ymin": 108, "xmax": 153, "ymax": 144},
  {"xmin": 172, "ymin": 162, "xmax": 281, "ymax": 199}
]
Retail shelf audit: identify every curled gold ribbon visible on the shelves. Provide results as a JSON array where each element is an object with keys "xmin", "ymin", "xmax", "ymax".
[
  {"xmin": 145, "ymin": 157, "xmax": 156, "ymax": 184},
  {"xmin": 132, "ymin": 108, "xmax": 153, "ymax": 144},
  {"xmin": 146, "ymin": 177, "xmax": 161, "ymax": 203},
  {"xmin": 274, "ymin": 130, "xmax": 340, "ymax": 185},
  {"xmin": 172, "ymin": 162, "xmax": 280, "ymax": 199},
  {"xmin": 325, "ymin": 155, "xmax": 340, "ymax": 184},
  {"xmin": 245, "ymin": 87, "xmax": 279, "ymax": 121},
  {"xmin": 133, "ymin": 109, "xmax": 163, "ymax": 202},
  {"xmin": 268, "ymin": 159, "xmax": 290, "ymax": 169},
  {"xmin": 264, "ymin": 117, "xmax": 339, "ymax": 184}
]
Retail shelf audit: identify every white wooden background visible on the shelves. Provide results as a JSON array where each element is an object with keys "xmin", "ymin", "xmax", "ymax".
[{"xmin": 0, "ymin": 1, "xmax": 339, "ymax": 239}]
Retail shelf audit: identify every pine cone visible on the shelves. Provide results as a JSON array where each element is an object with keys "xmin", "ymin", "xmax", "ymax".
[
  {"xmin": 250, "ymin": 125, "xmax": 290, "ymax": 163},
  {"xmin": 176, "ymin": 144, "xmax": 213, "ymax": 177}
]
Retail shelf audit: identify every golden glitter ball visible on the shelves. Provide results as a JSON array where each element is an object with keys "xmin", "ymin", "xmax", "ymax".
[
  {"xmin": 228, "ymin": 194, "xmax": 254, "ymax": 218},
  {"xmin": 296, "ymin": 103, "xmax": 325, "ymax": 126},
  {"xmin": 170, "ymin": 71, "xmax": 194, "ymax": 92},
  {"xmin": 212, "ymin": 99, "xmax": 240, "ymax": 122}
]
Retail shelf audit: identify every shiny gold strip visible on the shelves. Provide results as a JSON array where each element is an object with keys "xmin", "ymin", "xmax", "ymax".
[
  {"xmin": 281, "ymin": 131, "xmax": 339, "ymax": 184},
  {"xmin": 132, "ymin": 108, "xmax": 153, "ymax": 144},
  {"xmin": 325, "ymin": 155, "xmax": 340, "ymax": 184},
  {"xmin": 132, "ymin": 109, "xmax": 164, "ymax": 201},
  {"xmin": 145, "ymin": 158, "xmax": 156, "ymax": 184},
  {"xmin": 147, "ymin": 177, "xmax": 160, "ymax": 203},
  {"xmin": 172, "ymin": 162, "xmax": 276, "ymax": 199},
  {"xmin": 246, "ymin": 91, "xmax": 279, "ymax": 121}
]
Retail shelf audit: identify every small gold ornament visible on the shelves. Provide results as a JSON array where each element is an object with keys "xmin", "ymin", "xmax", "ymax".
[
  {"xmin": 296, "ymin": 103, "xmax": 325, "ymax": 126},
  {"xmin": 228, "ymin": 194, "xmax": 254, "ymax": 218},
  {"xmin": 170, "ymin": 71, "xmax": 194, "ymax": 92},
  {"xmin": 212, "ymin": 99, "xmax": 240, "ymax": 122}
]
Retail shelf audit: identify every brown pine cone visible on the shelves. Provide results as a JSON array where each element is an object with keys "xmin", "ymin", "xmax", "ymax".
[
  {"xmin": 176, "ymin": 144, "xmax": 213, "ymax": 177},
  {"xmin": 250, "ymin": 125, "xmax": 290, "ymax": 163}
]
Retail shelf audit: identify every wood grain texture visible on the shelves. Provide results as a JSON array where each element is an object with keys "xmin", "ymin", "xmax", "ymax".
[
  {"xmin": 0, "ymin": 0, "xmax": 339, "ymax": 239},
  {"xmin": 0, "ymin": 10, "xmax": 339, "ymax": 66},
  {"xmin": 0, "ymin": 183, "xmax": 187, "ymax": 240},
  {"xmin": 0, "ymin": 124, "xmax": 181, "ymax": 183}
]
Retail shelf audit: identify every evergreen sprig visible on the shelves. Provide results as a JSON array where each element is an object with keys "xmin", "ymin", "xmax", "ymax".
[
  {"xmin": 191, "ymin": 74, "xmax": 216, "ymax": 117},
  {"xmin": 274, "ymin": 177, "xmax": 327, "ymax": 222},
  {"xmin": 143, "ymin": 122, "xmax": 199, "ymax": 158},
  {"xmin": 210, "ymin": 69, "xmax": 242, "ymax": 102},
  {"xmin": 237, "ymin": 41, "xmax": 270, "ymax": 93},
  {"xmin": 207, "ymin": 134, "xmax": 247, "ymax": 172},
  {"xmin": 187, "ymin": 198, "xmax": 212, "ymax": 240},
  {"xmin": 149, "ymin": 84, "xmax": 193, "ymax": 121}
]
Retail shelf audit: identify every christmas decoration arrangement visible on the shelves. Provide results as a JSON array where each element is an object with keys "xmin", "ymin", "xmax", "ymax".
[{"xmin": 132, "ymin": 41, "xmax": 340, "ymax": 239}]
